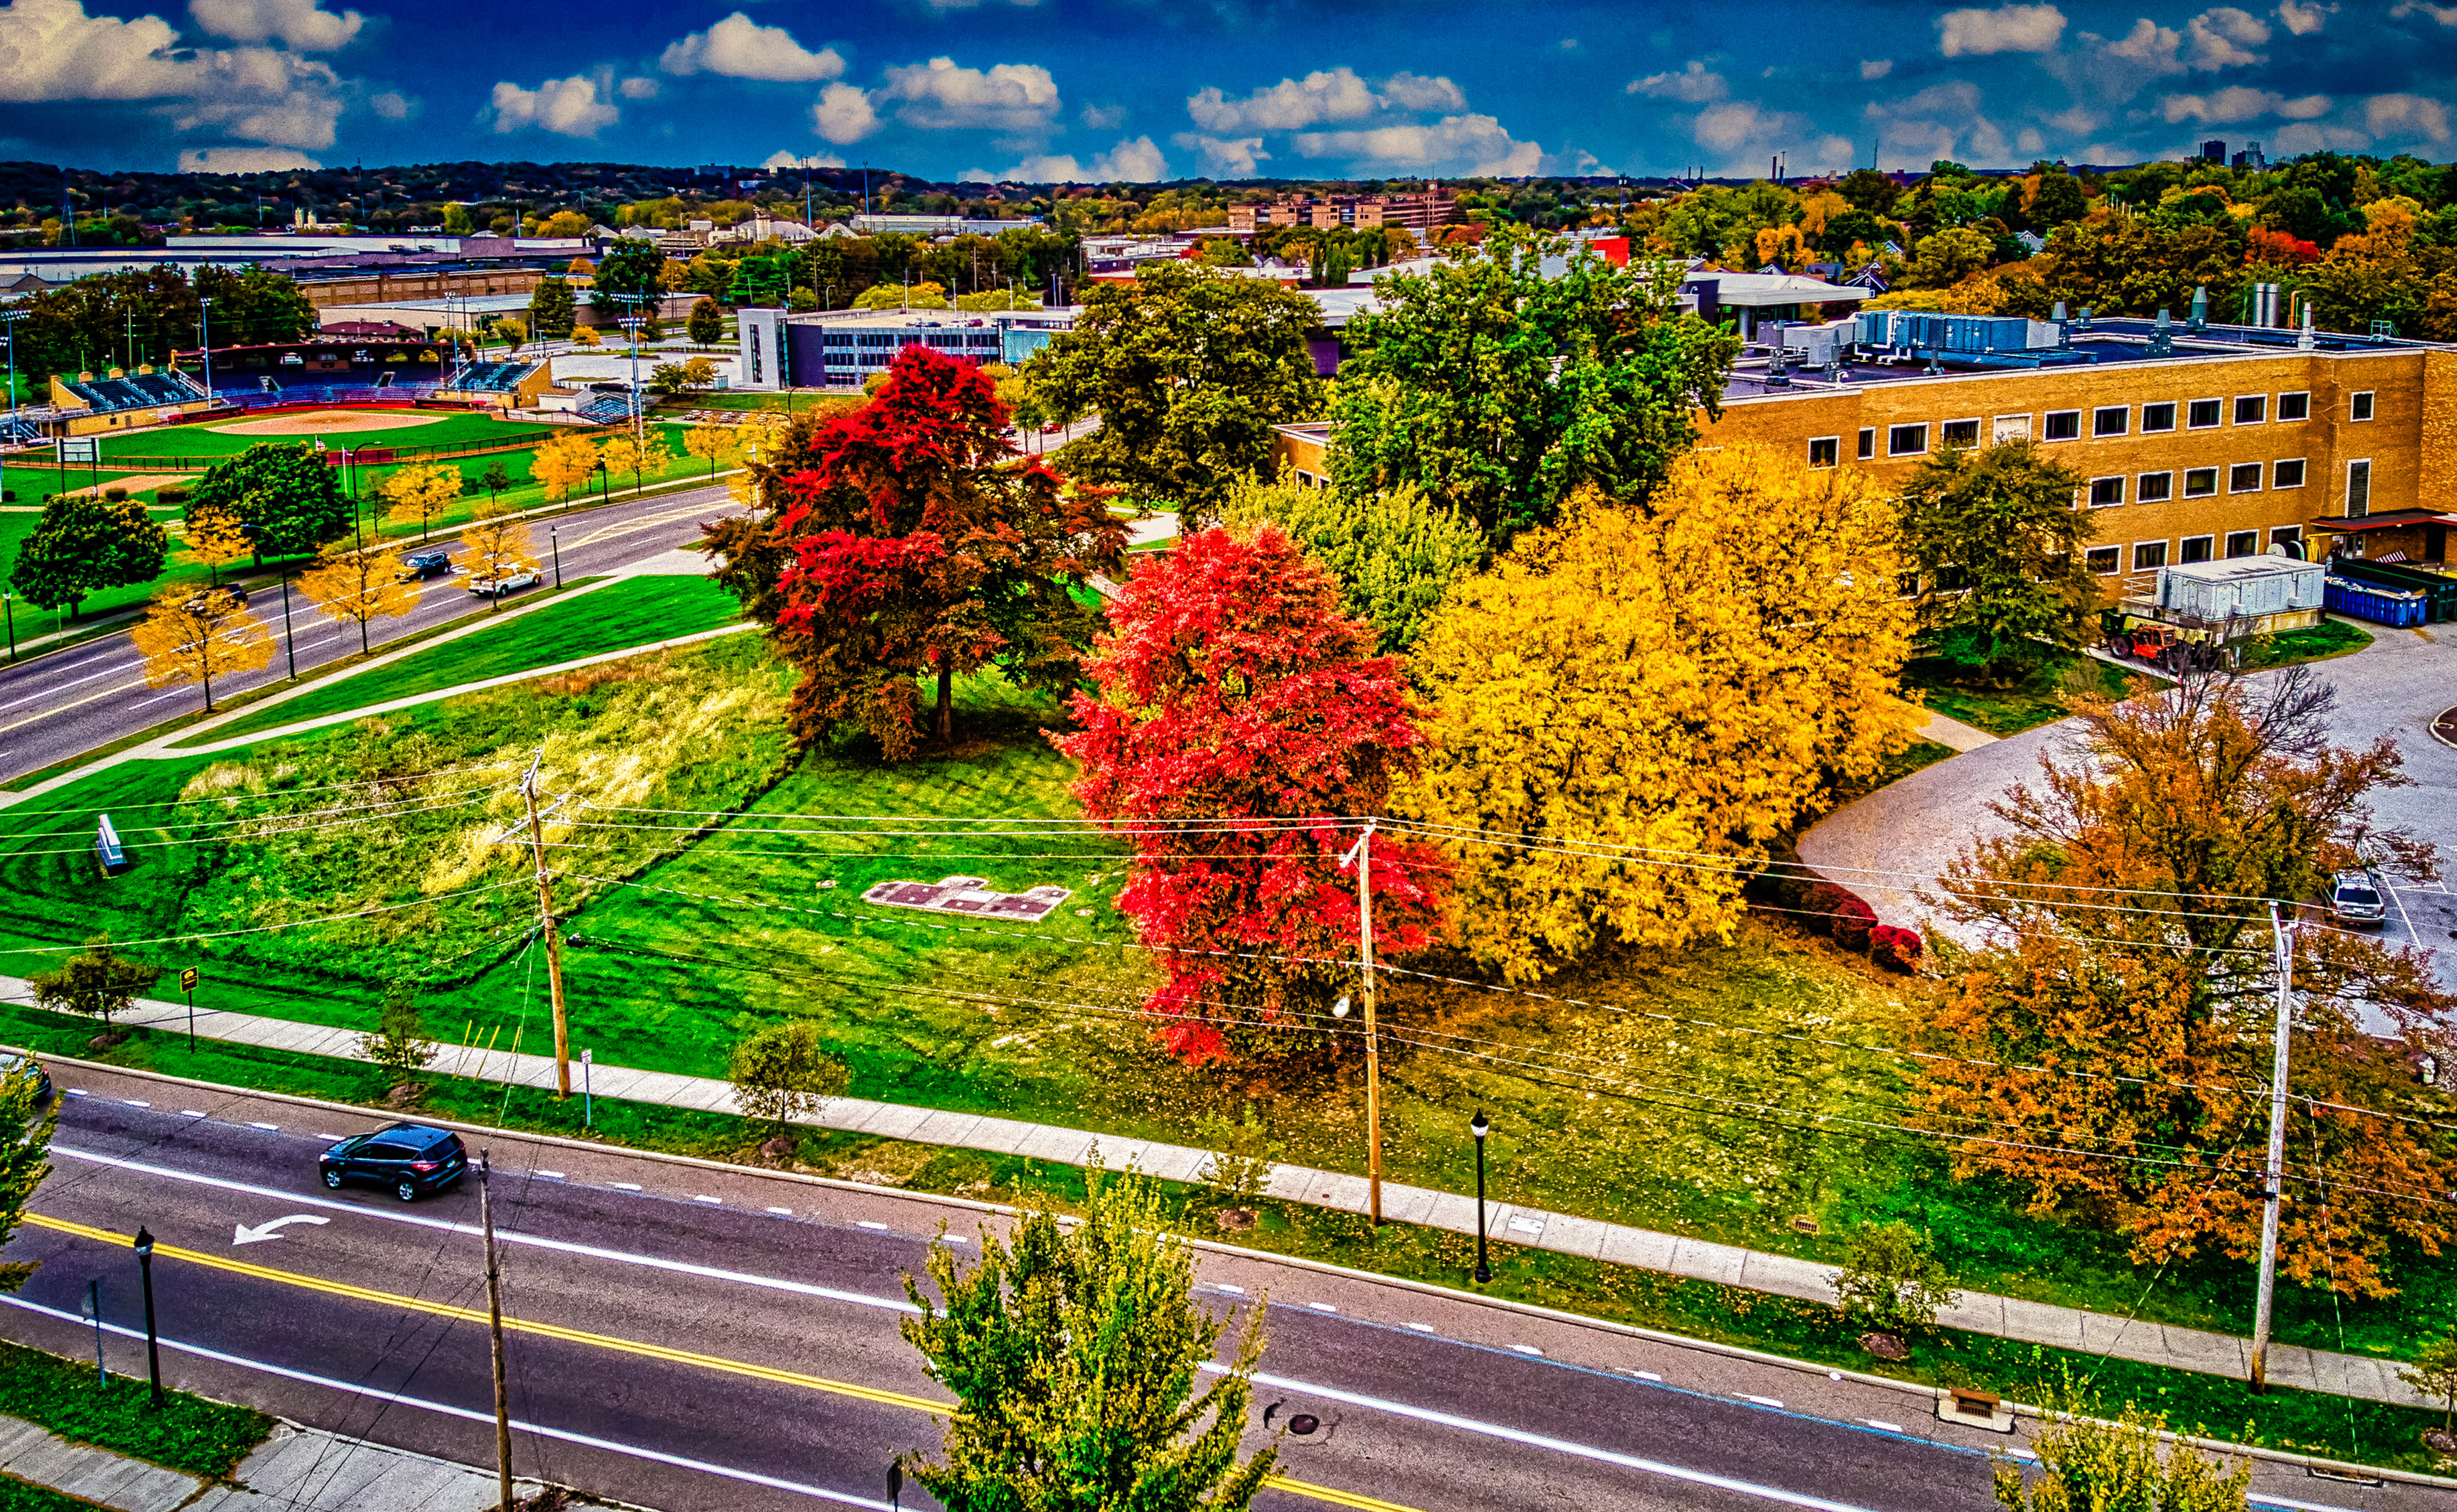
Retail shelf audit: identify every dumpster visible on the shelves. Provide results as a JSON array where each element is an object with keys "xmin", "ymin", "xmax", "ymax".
[
  {"xmin": 2325, "ymin": 558, "xmax": 2457, "ymax": 622},
  {"xmin": 2324, "ymin": 576, "xmax": 2428, "ymax": 626}
]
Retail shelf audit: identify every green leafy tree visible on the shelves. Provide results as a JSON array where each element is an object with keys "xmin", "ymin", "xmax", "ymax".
[
  {"xmin": 187, "ymin": 444, "xmax": 350, "ymax": 564},
  {"xmin": 1023, "ymin": 260, "xmax": 1324, "ymax": 520},
  {"xmin": 357, "ymin": 986, "xmax": 439, "ymax": 1092},
  {"xmin": 480, "ymin": 460, "xmax": 512, "ymax": 506},
  {"xmin": 1830, "ymin": 1221, "xmax": 1960, "ymax": 1336},
  {"xmin": 0, "ymin": 1056, "xmax": 53, "ymax": 1292},
  {"xmin": 898, "ymin": 1169, "xmax": 1276, "ymax": 1510},
  {"xmin": 2400, "ymin": 1330, "xmax": 2457, "ymax": 1432},
  {"xmin": 686, "ymin": 296, "xmax": 723, "ymax": 346},
  {"xmin": 528, "ymin": 276, "xmax": 577, "ymax": 339},
  {"xmin": 1215, "ymin": 475, "xmax": 1486, "ymax": 652},
  {"xmin": 1897, "ymin": 440, "xmax": 2096, "ymax": 680},
  {"xmin": 1994, "ymin": 1398, "xmax": 2249, "ymax": 1512},
  {"xmin": 727, "ymin": 1020, "xmax": 849, "ymax": 1140},
  {"xmin": 590, "ymin": 241, "xmax": 668, "ymax": 304},
  {"xmin": 30, "ymin": 936, "xmax": 161, "ymax": 1026},
  {"xmin": 1328, "ymin": 226, "xmax": 1739, "ymax": 547},
  {"xmin": 8, "ymin": 495, "xmax": 167, "ymax": 618}
]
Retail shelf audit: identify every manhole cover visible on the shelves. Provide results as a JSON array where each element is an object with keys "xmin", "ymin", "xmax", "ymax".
[
  {"xmin": 1287, "ymin": 1414, "xmax": 1319, "ymax": 1436},
  {"xmin": 2434, "ymin": 706, "xmax": 2457, "ymax": 750}
]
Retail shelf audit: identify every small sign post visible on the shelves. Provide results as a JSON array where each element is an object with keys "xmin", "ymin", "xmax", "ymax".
[
  {"xmin": 80, "ymin": 1277, "xmax": 104, "ymax": 1385},
  {"xmin": 179, "ymin": 968, "xmax": 199, "ymax": 1053}
]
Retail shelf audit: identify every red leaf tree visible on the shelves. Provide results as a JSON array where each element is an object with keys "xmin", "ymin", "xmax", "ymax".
[
  {"xmin": 703, "ymin": 345, "xmax": 1126, "ymax": 758},
  {"xmin": 1052, "ymin": 524, "xmax": 1449, "ymax": 1066}
]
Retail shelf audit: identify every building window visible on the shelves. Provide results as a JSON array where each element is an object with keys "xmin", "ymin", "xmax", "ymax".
[
  {"xmin": 2276, "ymin": 390, "xmax": 2309, "ymax": 422},
  {"xmin": 1808, "ymin": 436, "xmax": 1839, "ymax": 468},
  {"xmin": 2180, "ymin": 535, "xmax": 2214, "ymax": 564},
  {"xmin": 2346, "ymin": 458, "xmax": 2371, "ymax": 518},
  {"xmin": 2086, "ymin": 546, "xmax": 2121, "ymax": 574},
  {"xmin": 1888, "ymin": 423, "xmax": 1928, "ymax": 456},
  {"xmin": 2137, "ymin": 471, "xmax": 2174, "ymax": 502},
  {"xmin": 2226, "ymin": 530, "xmax": 2259, "ymax": 558},
  {"xmin": 2229, "ymin": 462, "xmax": 2263, "ymax": 492},
  {"xmin": 2134, "ymin": 541, "xmax": 2168, "ymax": 570},
  {"xmin": 2350, "ymin": 390, "xmax": 2374, "ymax": 422},
  {"xmin": 2092, "ymin": 406, "xmax": 2129, "ymax": 437},
  {"xmin": 1993, "ymin": 414, "xmax": 2032, "ymax": 442},
  {"xmin": 2233, "ymin": 394, "xmax": 2267, "ymax": 425},
  {"xmin": 2183, "ymin": 468, "xmax": 2218, "ymax": 497},
  {"xmin": 1941, "ymin": 418, "xmax": 1980, "ymax": 448},
  {"xmin": 2141, "ymin": 402, "xmax": 2176, "ymax": 432},
  {"xmin": 2271, "ymin": 526, "xmax": 2302, "ymax": 553},
  {"xmin": 2273, "ymin": 458, "xmax": 2306, "ymax": 488},
  {"xmin": 2043, "ymin": 410, "xmax": 2081, "ymax": 440},
  {"xmin": 1857, "ymin": 427, "xmax": 1876, "ymax": 460},
  {"xmin": 2187, "ymin": 398, "xmax": 2222, "ymax": 429},
  {"xmin": 2088, "ymin": 476, "xmax": 2125, "ymax": 506}
]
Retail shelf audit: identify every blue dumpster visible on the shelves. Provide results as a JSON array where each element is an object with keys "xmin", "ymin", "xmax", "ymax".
[{"xmin": 2324, "ymin": 576, "xmax": 2427, "ymax": 627}]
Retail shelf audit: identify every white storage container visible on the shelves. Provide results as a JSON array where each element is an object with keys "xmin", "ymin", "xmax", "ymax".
[{"xmin": 2155, "ymin": 557, "xmax": 2326, "ymax": 619}]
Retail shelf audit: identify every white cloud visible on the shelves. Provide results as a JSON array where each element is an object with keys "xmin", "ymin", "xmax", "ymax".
[
  {"xmin": 812, "ymin": 80, "xmax": 878, "ymax": 143},
  {"xmin": 659, "ymin": 12, "xmax": 844, "ymax": 84},
  {"xmin": 1629, "ymin": 60, "xmax": 1728, "ymax": 103},
  {"xmin": 2015, "ymin": 126, "xmax": 2044, "ymax": 152},
  {"xmin": 368, "ymin": 88, "xmax": 410, "ymax": 118},
  {"xmin": 188, "ymin": 0, "xmax": 361, "ymax": 50},
  {"xmin": 1864, "ymin": 80, "xmax": 2009, "ymax": 165},
  {"xmin": 1080, "ymin": 102, "xmax": 1127, "ymax": 128},
  {"xmin": 763, "ymin": 148, "xmax": 846, "ymax": 169},
  {"xmin": 2047, "ymin": 104, "xmax": 2099, "ymax": 133},
  {"xmin": 2275, "ymin": 0, "xmax": 2333, "ymax": 32},
  {"xmin": 879, "ymin": 56, "xmax": 1059, "ymax": 131},
  {"xmin": 2368, "ymin": 91, "xmax": 2451, "ymax": 142},
  {"xmin": 1936, "ymin": 4, "xmax": 2066, "ymax": 56},
  {"xmin": 915, "ymin": 0, "xmax": 1040, "ymax": 14},
  {"xmin": 177, "ymin": 144, "xmax": 317, "ymax": 170},
  {"xmin": 488, "ymin": 74, "xmax": 617, "ymax": 138},
  {"xmin": 1381, "ymin": 70, "xmax": 1467, "ymax": 111},
  {"xmin": 1557, "ymin": 36, "xmax": 1580, "ymax": 50},
  {"xmin": 2161, "ymin": 86, "xmax": 2327, "ymax": 122},
  {"xmin": 2270, "ymin": 120, "xmax": 2374, "ymax": 153},
  {"xmin": 2391, "ymin": 0, "xmax": 2457, "ymax": 22},
  {"xmin": 1188, "ymin": 66, "xmax": 1377, "ymax": 132},
  {"xmin": 0, "ymin": 0, "xmax": 189, "ymax": 100},
  {"xmin": 2103, "ymin": 17, "xmax": 2184, "ymax": 69},
  {"xmin": 1860, "ymin": 58, "xmax": 1893, "ymax": 79},
  {"xmin": 1173, "ymin": 132, "xmax": 1269, "ymax": 176},
  {"xmin": 1292, "ymin": 112, "xmax": 1543, "ymax": 176},
  {"xmin": 2185, "ymin": 6, "xmax": 2269, "ymax": 66},
  {"xmin": 1695, "ymin": 100, "xmax": 1804, "ymax": 154},
  {"xmin": 618, "ymin": 76, "xmax": 658, "ymax": 100},
  {"xmin": 986, "ymin": 136, "xmax": 1169, "ymax": 182}
]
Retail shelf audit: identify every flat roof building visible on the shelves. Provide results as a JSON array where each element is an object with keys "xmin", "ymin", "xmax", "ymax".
[{"xmin": 733, "ymin": 306, "xmax": 1079, "ymax": 390}]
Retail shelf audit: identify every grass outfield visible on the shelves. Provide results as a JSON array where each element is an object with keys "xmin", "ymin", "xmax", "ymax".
[
  {"xmin": 101, "ymin": 408, "xmax": 551, "ymax": 462},
  {"xmin": 195, "ymin": 576, "xmax": 746, "ymax": 742}
]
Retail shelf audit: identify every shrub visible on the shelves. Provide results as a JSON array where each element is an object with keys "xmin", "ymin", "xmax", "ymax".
[
  {"xmin": 1, "ymin": 490, "xmax": 13, "ymax": 502},
  {"xmin": 1831, "ymin": 894, "xmax": 1878, "ymax": 952},
  {"xmin": 103, "ymin": 487, "xmax": 127, "ymax": 502},
  {"xmin": 157, "ymin": 487, "xmax": 186, "ymax": 504},
  {"xmin": 1829, "ymin": 1220, "xmax": 1959, "ymax": 1336},
  {"xmin": 1869, "ymin": 924, "xmax": 1924, "ymax": 973}
]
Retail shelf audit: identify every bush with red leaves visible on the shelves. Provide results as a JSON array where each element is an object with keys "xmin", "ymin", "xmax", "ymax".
[{"xmin": 1869, "ymin": 924, "xmax": 1925, "ymax": 974}]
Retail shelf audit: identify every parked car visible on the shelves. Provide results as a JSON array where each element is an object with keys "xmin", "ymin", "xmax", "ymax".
[
  {"xmin": 318, "ymin": 1123, "xmax": 468, "ymax": 1202},
  {"xmin": 0, "ymin": 1052, "xmax": 53, "ymax": 1102},
  {"xmin": 2329, "ymin": 868, "xmax": 2389, "ymax": 928},
  {"xmin": 467, "ymin": 570, "xmax": 542, "ymax": 598},
  {"xmin": 396, "ymin": 550, "xmax": 452, "ymax": 582},
  {"xmin": 180, "ymin": 584, "xmax": 250, "ymax": 616}
]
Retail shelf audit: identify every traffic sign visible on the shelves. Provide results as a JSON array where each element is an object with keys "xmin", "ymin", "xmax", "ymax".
[{"xmin": 180, "ymin": 967, "xmax": 198, "ymax": 993}]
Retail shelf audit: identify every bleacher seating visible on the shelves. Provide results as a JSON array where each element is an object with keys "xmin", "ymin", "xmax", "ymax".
[
  {"xmin": 61, "ymin": 369, "xmax": 204, "ymax": 413},
  {"xmin": 576, "ymin": 394, "xmax": 637, "ymax": 424},
  {"xmin": 446, "ymin": 361, "xmax": 541, "ymax": 394},
  {"xmin": 0, "ymin": 416, "xmax": 47, "ymax": 446}
]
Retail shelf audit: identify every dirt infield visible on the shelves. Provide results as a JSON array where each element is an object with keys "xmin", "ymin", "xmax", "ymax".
[{"xmin": 215, "ymin": 410, "xmax": 453, "ymax": 438}]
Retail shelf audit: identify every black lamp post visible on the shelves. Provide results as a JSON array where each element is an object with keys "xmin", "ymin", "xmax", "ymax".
[
  {"xmin": 549, "ymin": 526, "xmax": 562, "ymax": 588},
  {"xmin": 132, "ymin": 1226, "xmax": 162, "ymax": 1404},
  {"xmin": 592, "ymin": 460, "xmax": 609, "ymax": 508},
  {"xmin": 4, "ymin": 590, "xmax": 14, "ymax": 662},
  {"xmin": 1470, "ymin": 1112, "xmax": 1491, "ymax": 1285}
]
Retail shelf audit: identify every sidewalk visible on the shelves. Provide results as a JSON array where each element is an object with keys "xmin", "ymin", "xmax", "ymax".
[
  {"xmin": 0, "ymin": 1410, "xmax": 538, "ymax": 1512},
  {"xmin": 4, "ymin": 980, "xmax": 2429, "ymax": 1414}
]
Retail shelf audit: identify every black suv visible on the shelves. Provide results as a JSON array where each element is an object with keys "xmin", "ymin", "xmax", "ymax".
[
  {"xmin": 318, "ymin": 1123, "xmax": 468, "ymax": 1202},
  {"xmin": 397, "ymin": 550, "xmax": 452, "ymax": 582}
]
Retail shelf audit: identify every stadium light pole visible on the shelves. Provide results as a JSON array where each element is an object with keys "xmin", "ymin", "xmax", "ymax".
[
  {"xmin": 196, "ymin": 298, "xmax": 213, "ymax": 404},
  {"xmin": 0, "ymin": 308, "xmax": 24, "ymax": 424},
  {"xmin": 621, "ymin": 310, "xmax": 645, "ymax": 448}
]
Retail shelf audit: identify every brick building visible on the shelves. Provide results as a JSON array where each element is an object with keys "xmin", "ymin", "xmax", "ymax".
[{"xmin": 1228, "ymin": 187, "xmax": 1457, "ymax": 236}]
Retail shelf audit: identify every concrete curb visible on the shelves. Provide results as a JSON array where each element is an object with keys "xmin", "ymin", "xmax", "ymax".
[{"xmin": 22, "ymin": 1050, "xmax": 2457, "ymax": 1496}]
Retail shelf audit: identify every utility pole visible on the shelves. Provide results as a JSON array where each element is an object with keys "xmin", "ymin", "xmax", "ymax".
[
  {"xmin": 2249, "ymin": 901, "xmax": 2294, "ymax": 1392},
  {"xmin": 521, "ymin": 752, "xmax": 573, "ymax": 1096},
  {"xmin": 479, "ymin": 1152, "xmax": 515, "ymax": 1512},
  {"xmin": 1339, "ymin": 823, "xmax": 1383, "ymax": 1224}
]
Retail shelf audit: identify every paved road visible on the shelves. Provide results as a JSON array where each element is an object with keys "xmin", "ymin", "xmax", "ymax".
[
  {"xmin": 1, "ymin": 1068, "xmax": 2438, "ymax": 1512},
  {"xmin": 0, "ymin": 486, "xmax": 743, "ymax": 785}
]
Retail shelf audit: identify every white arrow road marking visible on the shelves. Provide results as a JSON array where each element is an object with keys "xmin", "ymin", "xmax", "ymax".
[{"xmin": 233, "ymin": 1214, "xmax": 331, "ymax": 1246}]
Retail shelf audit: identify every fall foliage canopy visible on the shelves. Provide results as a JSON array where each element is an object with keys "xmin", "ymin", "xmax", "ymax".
[
  {"xmin": 297, "ymin": 546, "xmax": 414, "ymax": 656},
  {"xmin": 129, "ymin": 587, "xmax": 273, "ymax": 710},
  {"xmin": 379, "ymin": 464, "xmax": 461, "ymax": 540}
]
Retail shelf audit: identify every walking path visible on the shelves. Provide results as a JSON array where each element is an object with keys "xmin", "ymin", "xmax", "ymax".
[
  {"xmin": 0, "ymin": 1410, "xmax": 537, "ymax": 1512},
  {"xmin": 1911, "ymin": 708, "xmax": 1997, "ymax": 752},
  {"xmin": 1, "ymin": 979, "xmax": 2429, "ymax": 1413}
]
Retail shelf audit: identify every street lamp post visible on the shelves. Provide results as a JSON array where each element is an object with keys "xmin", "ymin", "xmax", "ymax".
[
  {"xmin": 277, "ymin": 574, "xmax": 298, "ymax": 678},
  {"xmin": 132, "ymin": 1226, "xmax": 163, "ymax": 1404},
  {"xmin": 592, "ymin": 460, "xmax": 608, "ymax": 508},
  {"xmin": 549, "ymin": 526, "xmax": 562, "ymax": 588},
  {"xmin": 3, "ymin": 592, "xmax": 14, "ymax": 663},
  {"xmin": 1469, "ymin": 1112, "xmax": 1491, "ymax": 1285}
]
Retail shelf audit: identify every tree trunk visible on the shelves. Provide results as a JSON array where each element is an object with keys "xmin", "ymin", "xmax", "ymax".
[
  {"xmin": 201, "ymin": 668, "xmax": 213, "ymax": 712},
  {"xmin": 937, "ymin": 664, "xmax": 954, "ymax": 749},
  {"xmin": 359, "ymin": 615, "xmax": 370, "ymax": 656}
]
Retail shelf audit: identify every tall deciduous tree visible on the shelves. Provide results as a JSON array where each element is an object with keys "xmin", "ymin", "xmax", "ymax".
[
  {"xmin": 463, "ymin": 502, "xmax": 540, "ymax": 608},
  {"xmin": 0, "ymin": 1056, "xmax": 53, "ymax": 1292},
  {"xmin": 683, "ymin": 422, "xmax": 735, "ymax": 480},
  {"xmin": 1994, "ymin": 1400, "xmax": 2249, "ymax": 1512},
  {"xmin": 8, "ymin": 495, "xmax": 167, "ymax": 618},
  {"xmin": 704, "ymin": 345, "xmax": 1125, "ymax": 758},
  {"xmin": 187, "ymin": 444, "xmax": 349, "ymax": 563},
  {"xmin": 379, "ymin": 463, "xmax": 460, "ymax": 542},
  {"xmin": 899, "ymin": 1170, "xmax": 1275, "ymax": 1510},
  {"xmin": 686, "ymin": 297, "xmax": 723, "ymax": 347},
  {"xmin": 184, "ymin": 504, "xmax": 251, "ymax": 586},
  {"xmin": 130, "ymin": 586, "xmax": 272, "ymax": 710},
  {"xmin": 1897, "ymin": 440, "xmax": 2097, "ymax": 679},
  {"xmin": 590, "ymin": 242, "xmax": 668, "ymax": 304},
  {"xmin": 1215, "ymin": 476, "xmax": 1487, "ymax": 652},
  {"xmin": 1022, "ymin": 260, "xmax": 1324, "ymax": 520},
  {"xmin": 1399, "ymin": 446, "xmax": 1917, "ymax": 982},
  {"xmin": 529, "ymin": 276, "xmax": 577, "ymax": 340},
  {"xmin": 726, "ymin": 1021, "xmax": 849, "ymax": 1140},
  {"xmin": 298, "ymin": 544, "xmax": 414, "ymax": 655},
  {"xmin": 29, "ymin": 935, "xmax": 159, "ymax": 1026},
  {"xmin": 1924, "ymin": 668, "xmax": 2455, "ymax": 1296},
  {"xmin": 1328, "ymin": 227, "xmax": 1740, "ymax": 546},
  {"xmin": 533, "ymin": 433, "xmax": 602, "ymax": 506},
  {"xmin": 1053, "ymin": 524, "xmax": 1447, "ymax": 1066}
]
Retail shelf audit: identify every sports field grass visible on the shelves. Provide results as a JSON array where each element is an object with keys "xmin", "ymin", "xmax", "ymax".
[{"xmin": 101, "ymin": 408, "xmax": 551, "ymax": 462}]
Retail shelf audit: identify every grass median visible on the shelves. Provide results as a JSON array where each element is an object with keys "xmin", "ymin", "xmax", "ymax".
[{"xmin": 0, "ymin": 1336, "xmax": 270, "ymax": 1478}]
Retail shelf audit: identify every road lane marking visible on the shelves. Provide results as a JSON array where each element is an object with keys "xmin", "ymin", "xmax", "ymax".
[
  {"xmin": 693, "ymin": 1195, "xmax": 722, "ymax": 1204},
  {"xmin": 612, "ymin": 1182, "xmax": 641, "ymax": 1190},
  {"xmin": 1865, "ymin": 1420, "xmax": 1902, "ymax": 1433},
  {"xmin": 766, "ymin": 1206, "xmax": 793, "ymax": 1214},
  {"xmin": 248, "ymin": 1122, "xmax": 278, "ymax": 1130},
  {"xmin": 535, "ymin": 1170, "xmax": 565, "ymax": 1180},
  {"xmin": 232, "ymin": 1214, "xmax": 331, "ymax": 1246}
]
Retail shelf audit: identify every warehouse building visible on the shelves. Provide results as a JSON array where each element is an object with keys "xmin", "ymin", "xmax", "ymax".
[{"xmin": 732, "ymin": 306, "xmax": 1077, "ymax": 390}]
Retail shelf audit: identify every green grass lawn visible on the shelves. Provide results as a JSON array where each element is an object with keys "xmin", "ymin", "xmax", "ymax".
[
  {"xmin": 0, "ymin": 1338, "xmax": 270, "ymax": 1478},
  {"xmin": 194, "ymin": 576, "xmax": 745, "ymax": 742},
  {"xmin": 101, "ymin": 409, "xmax": 549, "ymax": 462},
  {"xmin": 2241, "ymin": 616, "xmax": 2374, "ymax": 668},
  {"xmin": 1902, "ymin": 648, "xmax": 2149, "ymax": 737}
]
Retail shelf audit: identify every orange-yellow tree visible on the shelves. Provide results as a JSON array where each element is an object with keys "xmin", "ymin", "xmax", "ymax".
[
  {"xmin": 1924, "ymin": 666, "xmax": 2455, "ymax": 1296},
  {"xmin": 184, "ymin": 504, "xmax": 252, "ymax": 587},
  {"xmin": 380, "ymin": 463, "xmax": 460, "ymax": 541},
  {"xmin": 532, "ymin": 433, "xmax": 600, "ymax": 506},
  {"xmin": 464, "ymin": 502, "xmax": 540, "ymax": 609},
  {"xmin": 129, "ymin": 588, "xmax": 273, "ymax": 711},
  {"xmin": 297, "ymin": 546, "xmax": 414, "ymax": 655},
  {"xmin": 1399, "ymin": 443, "xmax": 1917, "ymax": 981}
]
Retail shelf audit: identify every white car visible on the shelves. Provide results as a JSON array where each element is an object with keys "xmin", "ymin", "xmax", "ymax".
[{"xmin": 466, "ymin": 571, "xmax": 542, "ymax": 598}]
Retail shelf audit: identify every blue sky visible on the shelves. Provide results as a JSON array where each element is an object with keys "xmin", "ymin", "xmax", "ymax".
[{"xmin": 1, "ymin": 0, "xmax": 2451, "ymax": 181}]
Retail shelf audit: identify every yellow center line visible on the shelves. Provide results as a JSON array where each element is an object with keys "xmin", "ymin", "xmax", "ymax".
[
  {"xmin": 27, "ymin": 1213, "xmax": 1418, "ymax": 1511},
  {"xmin": 0, "ymin": 676, "xmax": 153, "ymax": 738}
]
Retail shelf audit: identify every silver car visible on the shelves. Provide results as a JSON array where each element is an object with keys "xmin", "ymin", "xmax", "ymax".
[{"xmin": 2329, "ymin": 868, "xmax": 2388, "ymax": 928}]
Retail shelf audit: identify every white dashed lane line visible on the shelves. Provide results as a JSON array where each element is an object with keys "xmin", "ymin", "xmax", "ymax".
[
  {"xmin": 248, "ymin": 1122, "xmax": 278, "ymax": 1130},
  {"xmin": 765, "ymin": 1206, "xmax": 793, "ymax": 1215},
  {"xmin": 611, "ymin": 1182, "xmax": 642, "ymax": 1190},
  {"xmin": 1865, "ymin": 1420, "xmax": 1903, "ymax": 1434},
  {"xmin": 856, "ymin": 1221, "xmax": 890, "ymax": 1230}
]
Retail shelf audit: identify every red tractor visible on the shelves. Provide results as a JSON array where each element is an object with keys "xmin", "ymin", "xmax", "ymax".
[{"xmin": 2104, "ymin": 620, "xmax": 2231, "ymax": 674}]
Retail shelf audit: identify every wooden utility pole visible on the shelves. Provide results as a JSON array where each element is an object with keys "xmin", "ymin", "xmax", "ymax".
[
  {"xmin": 479, "ymin": 1152, "xmax": 515, "ymax": 1512},
  {"xmin": 521, "ymin": 752, "xmax": 572, "ymax": 1096},
  {"xmin": 2249, "ymin": 902, "xmax": 2294, "ymax": 1392},
  {"xmin": 1343, "ymin": 824, "xmax": 1383, "ymax": 1224}
]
